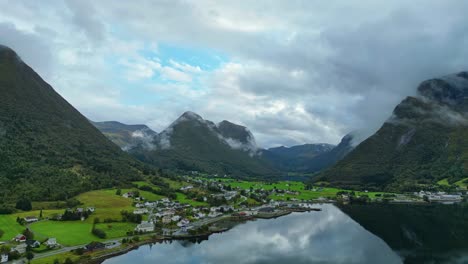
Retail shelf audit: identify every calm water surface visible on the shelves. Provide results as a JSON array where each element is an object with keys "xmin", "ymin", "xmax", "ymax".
[{"xmin": 104, "ymin": 204, "xmax": 402, "ymax": 264}]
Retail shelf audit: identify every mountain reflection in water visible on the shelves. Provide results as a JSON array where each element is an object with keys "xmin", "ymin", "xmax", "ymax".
[{"xmin": 104, "ymin": 204, "xmax": 402, "ymax": 264}]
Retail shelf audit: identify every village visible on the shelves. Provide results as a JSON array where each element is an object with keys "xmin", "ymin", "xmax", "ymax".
[{"xmin": 0, "ymin": 175, "xmax": 467, "ymax": 263}]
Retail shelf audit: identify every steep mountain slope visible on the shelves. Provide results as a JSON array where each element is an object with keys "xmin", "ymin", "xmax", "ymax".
[
  {"xmin": 217, "ymin": 120, "xmax": 258, "ymax": 155},
  {"xmin": 303, "ymin": 133, "xmax": 356, "ymax": 172},
  {"xmin": 92, "ymin": 121, "xmax": 157, "ymax": 150},
  {"xmin": 0, "ymin": 46, "xmax": 148, "ymax": 202},
  {"xmin": 130, "ymin": 111, "xmax": 278, "ymax": 177},
  {"xmin": 319, "ymin": 72, "xmax": 468, "ymax": 191},
  {"xmin": 261, "ymin": 143, "xmax": 335, "ymax": 172}
]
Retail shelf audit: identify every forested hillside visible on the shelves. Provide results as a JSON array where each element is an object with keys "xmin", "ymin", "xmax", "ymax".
[{"xmin": 0, "ymin": 46, "xmax": 153, "ymax": 203}]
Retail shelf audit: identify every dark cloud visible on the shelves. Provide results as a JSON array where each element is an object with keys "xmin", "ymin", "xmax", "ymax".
[{"xmin": 2, "ymin": 1, "xmax": 468, "ymax": 147}]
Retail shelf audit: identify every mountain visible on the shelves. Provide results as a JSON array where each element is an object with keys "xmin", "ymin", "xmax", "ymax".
[
  {"xmin": 129, "ymin": 111, "xmax": 278, "ymax": 178},
  {"xmin": 217, "ymin": 120, "xmax": 258, "ymax": 155},
  {"xmin": 0, "ymin": 45, "xmax": 149, "ymax": 202},
  {"xmin": 261, "ymin": 143, "xmax": 335, "ymax": 172},
  {"xmin": 92, "ymin": 121, "xmax": 157, "ymax": 150},
  {"xmin": 319, "ymin": 72, "xmax": 468, "ymax": 191}
]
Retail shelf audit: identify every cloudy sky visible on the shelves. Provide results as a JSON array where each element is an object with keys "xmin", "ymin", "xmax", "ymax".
[{"xmin": 1, "ymin": 0, "xmax": 468, "ymax": 147}]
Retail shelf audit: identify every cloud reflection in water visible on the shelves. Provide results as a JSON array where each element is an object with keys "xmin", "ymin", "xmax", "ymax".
[{"xmin": 104, "ymin": 204, "xmax": 402, "ymax": 264}]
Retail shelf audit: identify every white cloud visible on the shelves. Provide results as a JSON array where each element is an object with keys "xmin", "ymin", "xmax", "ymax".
[{"xmin": 2, "ymin": 0, "xmax": 468, "ymax": 147}]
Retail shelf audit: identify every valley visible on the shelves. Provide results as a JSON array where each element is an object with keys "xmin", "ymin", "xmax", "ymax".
[{"xmin": 1, "ymin": 173, "xmax": 466, "ymax": 263}]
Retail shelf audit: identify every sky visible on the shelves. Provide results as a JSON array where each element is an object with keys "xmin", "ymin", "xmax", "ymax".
[{"xmin": 1, "ymin": 0, "xmax": 468, "ymax": 148}]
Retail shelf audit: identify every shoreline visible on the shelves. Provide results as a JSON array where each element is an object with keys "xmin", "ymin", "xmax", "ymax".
[{"xmin": 84, "ymin": 209, "xmax": 311, "ymax": 264}]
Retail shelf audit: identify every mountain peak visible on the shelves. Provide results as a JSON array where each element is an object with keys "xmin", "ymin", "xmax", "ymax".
[
  {"xmin": 0, "ymin": 45, "xmax": 20, "ymax": 63},
  {"xmin": 417, "ymin": 72, "xmax": 468, "ymax": 106},
  {"xmin": 180, "ymin": 111, "xmax": 204, "ymax": 121}
]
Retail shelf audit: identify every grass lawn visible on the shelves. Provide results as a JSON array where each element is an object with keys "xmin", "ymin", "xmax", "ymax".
[
  {"xmin": 30, "ymin": 221, "xmax": 136, "ymax": 246},
  {"xmin": 176, "ymin": 192, "xmax": 208, "ymax": 207},
  {"xmin": 218, "ymin": 179, "xmax": 389, "ymax": 201},
  {"xmin": 163, "ymin": 178, "xmax": 190, "ymax": 189},
  {"xmin": 31, "ymin": 221, "xmax": 94, "ymax": 245},
  {"xmin": 454, "ymin": 178, "xmax": 468, "ymax": 189},
  {"xmin": 437, "ymin": 178, "xmax": 450, "ymax": 186},
  {"xmin": 76, "ymin": 190, "xmax": 134, "ymax": 222},
  {"xmin": 0, "ymin": 214, "xmax": 24, "ymax": 241},
  {"xmin": 31, "ymin": 252, "xmax": 80, "ymax": 264},
  {"xmin": 95, "ymin": 222, "xmax": 136, "ymax": 238}
]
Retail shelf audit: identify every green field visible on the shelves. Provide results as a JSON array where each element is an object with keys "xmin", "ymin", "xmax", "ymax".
[
  {"xmin": 176, "ymin": 192, "xmax": 208, "ymax": 207},
  {"xmin": 30, "ymin": 221, "xmax": 135, "ymax": 246},
  {"xmin": 437, "ymin": 177, "xmax": 468, "ymax": 189},
  {"xmin": 0, "ymin": 214, "xmax": 24, "ymax": 241},
  {"xmin": 219, "ymin": 179, "xmax": 388, "ymax": 201},
  {"xmin": 437, "ymin": 178, "xmax": 450, "ymax": 186},
  {"xmin": 455, "ymin": 178, "xmax": 468, "ymax": 189},
  {"xmin": 31, "ymin": 252, "xmax": 79, "ymax": 264}
]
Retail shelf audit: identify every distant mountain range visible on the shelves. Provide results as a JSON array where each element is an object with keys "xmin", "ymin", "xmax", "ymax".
[
  {"xmin": 0, "ymin": 45, "xmax": 150, "ymax": 202},
  {"xmin": 126, "ymin": 111, "xmax": 277, "ymax": 178},
  {"xmin": 319, "ymin": 72, "xmax": 468, "ymax": 191},
  {"xmin": 91, "ymin": 121, "xmax": 157, "ymax": 150},
  {"xmin": 92, "ymin": 111, "xmax": 354, "ymax": 177},
  {"xmin": 7, "ymin": 44, "xmax": 465, "ymax": 196}
]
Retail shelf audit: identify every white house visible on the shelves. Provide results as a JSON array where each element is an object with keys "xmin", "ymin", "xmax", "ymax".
[
  {"xmin": 208, "ymin": 212, "xmax": 222, "ymax": 218},
  {"xmin": 171, "ymin": 215, "xmax": 181, "ymax": 222},
  {"xmin": 135, "ymin": 221, "xmax": 155, "ymax": 232},
  {"xmin": 162, "ymin": 216, "xmax": 172, "ymax": 224},
  {"xmin": 13, "ymin": 234, "xmax": 26, "ymax": 243},
  {"xmin": 193, "ymin": 212, "xmax": 206, "ymax": 219},
  {"xmin": 133, "ymin": 208, "xmax": 148, "ymax": 215},
  {"xmin": 1, "ymin": 254, "xmax": 8, "ymax": 263},
  {"xmin": 24, "ymin": 216, "xmax": 38, "ymax": 223},
  {"xmin": 177, "ymin": 219, "xmax": 190, "ymax": 227},
  {"xmin": 45, "ymin": 238, "xmax": 58, "ymax": 247},
  {"xmin": 180, "ymin": 185, "xmax": 194, "ymax": 191},
  {"xmin": 14, "ymin": 244, "xmax": 27, "ymax": 254},
  {"xmin": 122, "ymin": 192, "xmax": 134, "ymax": 198}
]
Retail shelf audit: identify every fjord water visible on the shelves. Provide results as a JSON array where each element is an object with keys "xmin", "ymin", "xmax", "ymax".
[{"xmin": 104, "ymin": 204, "xmax": 403, "ymax": 264}]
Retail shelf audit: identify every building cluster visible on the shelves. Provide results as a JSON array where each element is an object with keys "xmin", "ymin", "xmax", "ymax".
[{"xmin": 415, "ymin": 191, "xmax": 464, "ymax": 203}]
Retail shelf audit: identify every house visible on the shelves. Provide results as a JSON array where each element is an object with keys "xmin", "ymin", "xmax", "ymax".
[
  {"xmin": 14, "ymin": 243, "xmax": 27, "ymax": 254},
  {"xmin": 171, "ymin": 215, "xmax": 181, "ymax": 222},
  {"xmin": 1, "ymin": 254, "xmax": 8, "ymax": 263},
  {"xmin": 177, "ymin": 219, "xmax": 190, "ymax": 227},
  {"xmin": 162, "ymin": 216, "xmax": 172, "ymax": 224},
  {"xmin": 24, "ymin": 216, "xmax": 38, "ymax": 223},
  {"xmin": 26, "ymin": 240, "xmax": 41, "ymax": 248},
  {"xmin": 45, "ymin": 238, "xmax": 58, "ymax": 248},
  {"xmin": 76, "ymin": 208, "xmax": 84, "ymax": 213},
  {"xmin": 13, "ymin": 234, "xmax": 27, "ymax": 243},
  {"xmin": 133, "ymin": 208, "xmax": 148, "ymax": 215},
  {"xmin": 162, "ymin": 210, "xmax": 175, "ymax": 216},
  {"xmin": 161, "ymin": 198, "xmax": 170, "ymax": 203},
  {"xmin": 85, "ymin": 241, "xmax": 105, "ymax": 251},
  {"xmin": 208, "ymin": 212, "xmax": 222, "ymax": 218},
  {"xmin": 144, "ymin": 202, "xmax": 156, "ymax": 207},
  {"xmin": 193, "ymin": 212, "xmax": 206, "ymax": 219},
  {"xmin": 180, "ymin": 185, "xmax": 194, "ymax": 191},
  {"xmin": 224, "ymin": 191, "xmax": 238, "ymax": 200},
  {"xmin": 122, "ymin": 192, "xmax": 134, "ymax": 198},
  {"xmin": 135, "ymin": 221, "xmax": 155, "ymax": 232}
]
